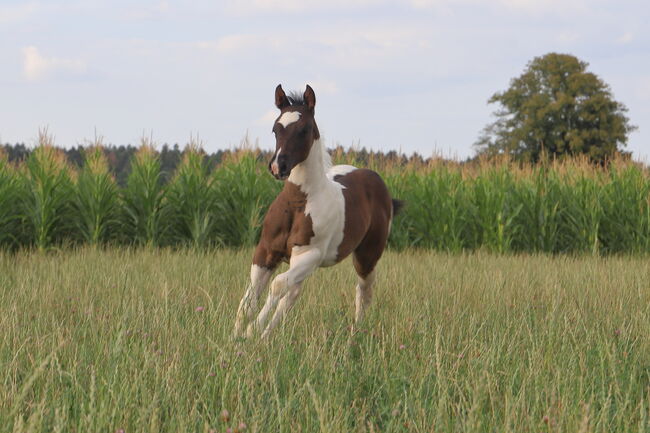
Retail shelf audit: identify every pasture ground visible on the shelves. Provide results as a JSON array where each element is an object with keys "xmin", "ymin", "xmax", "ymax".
[{"xmin": 1, "ymin": 248, "xmax": 649, "ymax": 432}]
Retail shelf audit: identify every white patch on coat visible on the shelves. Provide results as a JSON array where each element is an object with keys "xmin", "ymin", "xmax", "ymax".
[
  {"xmin": 270, "ymin": 147, "xmax": 281, "ymax": 175},
  {"xmin": 326, "ymin": 164, "xmax": 357, "ymax": 181},
  {"xmin": 288, "ymin": 139, "xmax": 356, "ymax": 267},
  {"xmin": 277, "ymin": 111, "xmax": 301, "ymax": 127}
]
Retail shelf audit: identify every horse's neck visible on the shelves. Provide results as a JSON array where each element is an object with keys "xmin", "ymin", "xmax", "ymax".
[{"xmin": 288, "ymin": 139, "xmax": 332, "ymax": 194}]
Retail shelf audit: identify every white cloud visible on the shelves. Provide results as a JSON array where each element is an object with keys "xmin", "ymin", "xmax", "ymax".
[
  {"xmin": 411, "ymin": 0, "xmax": 589, "ymax": 14},
  {"xmin": 306, "ymin": 79, "xmax": 339, "ymax": 94},
  {"xmin": 258, "ymin": 109, "xmax": 278, "ymax": 125},
  {"xmin": 226, "ymin": 0, "xmax": 388, "ymax": 13},
  {"xmin": 0, "ymin": 2, "xmax": 41, "ymax": 24},
  {"xmin": 215, "ymin": 34, "xmax": 272, "ymax": 53},
  {"xmin": 23, "ymin": 46, "xmax": 88, "ymax": 81},
  {"xmin": 638, "ymin": 77, "xmax": 650, "ymax": 101},
  {"xmin": 618, "ymin": 32, "xmax": 634, "ymax": 44},
  {"xmin": 197, "ymin": 25, "xmax": 430, "ymax": 71},
  {"xmin": 120, "ymin": 1, "xmax": 172, "ymax": 20}
]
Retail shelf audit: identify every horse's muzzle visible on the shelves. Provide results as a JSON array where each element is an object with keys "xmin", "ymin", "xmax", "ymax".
[{"xmin": 270, "ymin": 154, "xmax": 290, "ymax": 180}]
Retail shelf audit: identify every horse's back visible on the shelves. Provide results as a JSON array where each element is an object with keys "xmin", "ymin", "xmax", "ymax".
[{"xmin": 331, "ymin": 167, "xmax": 393, "ymax": 262}]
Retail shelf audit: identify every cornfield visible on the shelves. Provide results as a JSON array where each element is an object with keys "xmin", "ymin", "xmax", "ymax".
[{"xmin": 2, "ymin": 133, "xmax": 650, "ymax": 254}]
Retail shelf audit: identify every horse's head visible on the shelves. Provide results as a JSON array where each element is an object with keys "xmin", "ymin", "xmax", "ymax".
[{"xmin": 269, "ymin": 84, "xmax": 320, "ymax": 180}]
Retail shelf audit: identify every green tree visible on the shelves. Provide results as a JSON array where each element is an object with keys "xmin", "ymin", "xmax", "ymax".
[{"xmin": 475, "ymin": 53, "xmax": 636, "ymax": 163}]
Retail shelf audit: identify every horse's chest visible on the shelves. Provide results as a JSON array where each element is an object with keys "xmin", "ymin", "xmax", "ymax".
[{"xmin": 302, "ymin": 186, "xmax": 346, "ymax": 265}]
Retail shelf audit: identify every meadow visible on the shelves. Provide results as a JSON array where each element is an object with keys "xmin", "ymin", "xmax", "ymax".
[
  {"xmin": 1, "ymin": 247, "xmax": 649, "ymax": 432},
  {"xmin": 2, "ymin": 132, "xmax": 650, "ymax": 254},
  {"xmin": 2, "ymin": 135, "xmax": 650, "ymax": 431}
]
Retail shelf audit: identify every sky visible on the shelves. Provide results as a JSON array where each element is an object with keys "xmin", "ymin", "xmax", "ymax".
[{"xmin": 1, "ymin": 0, "xmax": 648, "ymax": 161}]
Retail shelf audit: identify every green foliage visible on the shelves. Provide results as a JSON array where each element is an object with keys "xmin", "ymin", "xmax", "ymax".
[
  {"xmin": 599, "ymin": 166, "xmax": 650, "ymax": 254},
  {"xmin": 19, "ymin": 134, "xmax": 74, "ymax": 251},
  {"xmin": 0, "ymin": 154, "xmax": 23, "ymax": 248},
  {"xmin": 510, "ymin": 169, "xmax": 563, "ymax": 252},
  {"xmin": 211, "ymin": 153, "xmax": 281, "ymax": 247},
  {"xmin": 74, "ymin": 146, "xmax": 119, "ymax": 245},
  {"xmin": 121, "ymin": 142, "xmax": 168, "ymax": 246},
  {"xmin": 2, "ymin": 140, "xmax": 650, "ymax": 255},
  {"xmin": 476, "ymin": 53, "xmax": 636, "ymax": 164},
  {"xmin": 166, "ymin": 146, "xmax": 217, "ymax": 248},
  {"xmin": 384, "ymin": 168, "xmax": 470, "ymax": 251}
]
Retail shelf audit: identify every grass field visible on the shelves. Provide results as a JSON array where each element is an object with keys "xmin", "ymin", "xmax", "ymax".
[{"xmin": 1, "ymin": 248, "xmax": 649, "ymax": 432}]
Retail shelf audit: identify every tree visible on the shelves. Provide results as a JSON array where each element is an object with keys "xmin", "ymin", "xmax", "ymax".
[{"xmin": 475, "ymin": 53, "xmax": 636, "ymax": 163}]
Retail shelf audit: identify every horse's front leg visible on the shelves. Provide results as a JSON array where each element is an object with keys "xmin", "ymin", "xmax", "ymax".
[
  {"xmin": 256, "ymin": 247, "xmax": 321, "ymax": 338},
  {"xmin": 234, "ymin": 260, "xmax": 274, "ymax": 339}
]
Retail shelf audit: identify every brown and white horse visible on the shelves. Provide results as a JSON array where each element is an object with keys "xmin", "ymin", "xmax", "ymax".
[{"xmin": 234, "ymin": 84, "xmax": 402, "ymax": 339}]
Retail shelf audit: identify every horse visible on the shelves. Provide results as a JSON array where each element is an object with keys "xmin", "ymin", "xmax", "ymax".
[{"xmin": 233, "ymin": 84, "xmax": 402, "ymax": 339}]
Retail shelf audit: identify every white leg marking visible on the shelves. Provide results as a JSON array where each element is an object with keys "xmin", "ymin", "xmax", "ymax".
[
  {"xmin": 260, "ymin": 283, "xmax": 302, "ymax": 339},
  {"xmin": 234, "ymin": 264, "xmax": 273, "ymax": 338},
  {"xmin": 256, "ymin": 247, "xmax": 321, "ymax": 337},
  {"xmin": 354, "ymin": 269, "xmax": 376, "ymax": 325},
  {"xmin": 277, "ymin": 111, "xmax": 301, "ymax": 127}
]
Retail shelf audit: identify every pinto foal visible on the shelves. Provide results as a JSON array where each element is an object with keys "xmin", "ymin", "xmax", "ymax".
[{"xmin": 234, "ymin": 84, "xmax": 402, "ymax": 339}]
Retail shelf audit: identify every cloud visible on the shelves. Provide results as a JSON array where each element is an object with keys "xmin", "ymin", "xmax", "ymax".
[
  {"xmin": 638, "ymin": 77, "xmax": 650, "ymax": 101},
  {"xmin": 120, "ymin": 1, "xmax": 172, "ymax": 20},
  {"xmin": 214, "ymin": 34, "xmax": 276, "ymax": 53},
  {"xmin": 197, "ymin": 25, "xmax": 429, "ymax": 71},
  {"xmin": 23, "ymin": 46, "xmax": 88, "ymax": 81},
  {"xmin": 411, "ymin": 0, "xmax": 589, "ymax": 14},
  {"xmin": 226, "ymin": 0, "xmax": 388, "ymax": 14},
  {"xmin": 306, "ymin": 79, "xmax": 339, "ymax": 94},
  {"xmin": 257, "ymin": 109, "xmax": 278, "ymax": 125},
  {"xmin": 617, "ymin": 32, "xmax": 634, "ymax": 44},
  {"xmin": 0, "ymin": 2, "xmax": 41, "ymax": 24}
]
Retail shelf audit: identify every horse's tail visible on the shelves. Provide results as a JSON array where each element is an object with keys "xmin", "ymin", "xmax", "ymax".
[{"xmin": 392, "ymin": 199, "xmax": 404, "ymax": 217}]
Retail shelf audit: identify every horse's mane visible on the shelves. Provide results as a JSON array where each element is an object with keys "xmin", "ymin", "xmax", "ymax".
[
  {"xmin": 287, "ymin": 91, "xmax": 306, "ymax": 106},
  {"xmin": 320, "ymin": 140, "xmax": 333, "ymax": 171}
]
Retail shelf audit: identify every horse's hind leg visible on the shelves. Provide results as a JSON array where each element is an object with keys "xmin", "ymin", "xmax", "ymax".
[
  {"xmin": 352, "ymin": 222, "xmax": 389, "ymax": 326},
  {"xmin": 353, "ymin": 265, "xmax": 376, "ymax": 325},
  {"xmin": 352, "ymin": 255, "xmax": 377, "ymax": 325}
]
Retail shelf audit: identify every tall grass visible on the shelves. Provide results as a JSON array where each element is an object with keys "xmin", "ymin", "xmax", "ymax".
[
  {"xmin": 1, "ymin": 248, "xmax": 649, "ymax": 431},
  {"xmin": 1, "ymin": 139, "xmax": 650, "ymax": 254}
]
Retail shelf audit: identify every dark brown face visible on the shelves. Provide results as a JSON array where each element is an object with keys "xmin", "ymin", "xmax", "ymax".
[{"xmin": 269, "ymin": 84, "xmax": 320, "ymax": 180}]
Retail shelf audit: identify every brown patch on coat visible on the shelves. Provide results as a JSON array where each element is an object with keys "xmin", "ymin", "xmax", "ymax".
[
  {"xmin": 253, "ymin": 181, "xmax": 314, "ymax": 269},
  {"xmin": 333, "ymin": 169, "xmax": 393, "ymax": 278}
]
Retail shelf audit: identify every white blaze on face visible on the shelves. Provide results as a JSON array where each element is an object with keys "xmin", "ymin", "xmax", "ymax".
[
  {"xmin": 270, "ymin": 147, "xmax": 282, "ymax": 175},
  {"xmin": 277, "ymin": 111, "xmax": 301, "ymax": 128}
]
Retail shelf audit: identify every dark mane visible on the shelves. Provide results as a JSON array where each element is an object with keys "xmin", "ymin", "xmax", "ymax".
[{"xmin": 287, "ymin": 91, "xmax": 306, "ymax": 106}]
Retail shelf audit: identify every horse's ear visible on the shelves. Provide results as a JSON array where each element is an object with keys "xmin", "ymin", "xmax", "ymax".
[
  {"xmin": 304, "ymin": 84, "xmax": 316, "ymax": 110},
  {"xmin": 275, "ymin": 84, "xmax": 290, "ymax": 109}
]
